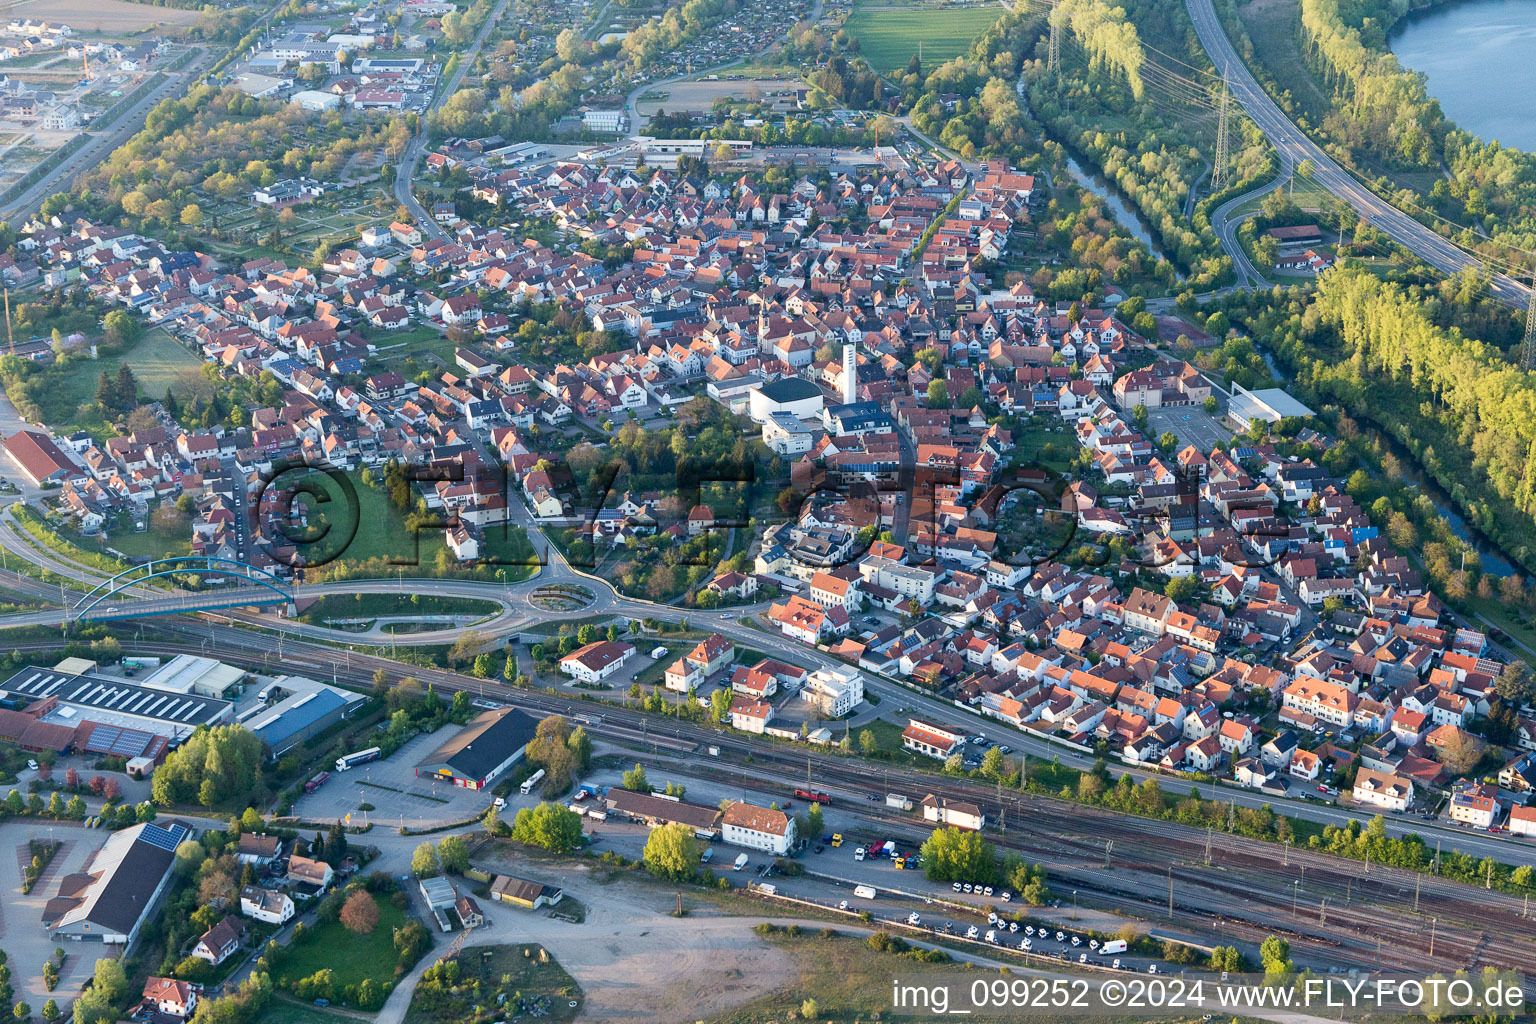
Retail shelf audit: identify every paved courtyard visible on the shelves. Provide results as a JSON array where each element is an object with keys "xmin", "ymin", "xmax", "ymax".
[{"xmin": 0, "ymin": 822, "xmax": 112, "ymax": 1007}]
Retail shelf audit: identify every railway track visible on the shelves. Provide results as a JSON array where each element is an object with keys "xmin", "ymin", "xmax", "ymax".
[{"xmin": 17, "ymin": 625, "xmax": 1534, "ymax": 979}]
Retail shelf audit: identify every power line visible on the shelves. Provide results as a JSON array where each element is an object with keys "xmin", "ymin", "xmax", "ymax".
[
  {"xmin": 1522, "ymin": 274, "xmax": 1536, "ymax": 372},
  {"xmin": 1211, "ymin": 67, "xmax": 1230, "ymax": 193},
  {"xmin": 1048, "ymin": 0, "xmax": 1060, "ymax": 76}
]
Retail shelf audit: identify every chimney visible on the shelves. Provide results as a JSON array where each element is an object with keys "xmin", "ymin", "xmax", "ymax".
[{"xmin": 841, "ymin": 343, "xmax": 856, "ymax": 405}]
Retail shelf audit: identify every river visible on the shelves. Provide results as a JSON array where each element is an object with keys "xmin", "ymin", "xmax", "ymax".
[
  {"xmin": 1063, "ymin": 156, "xmax": 1174, "ymax": 266},
  {"xmin": 1256, "ymin": 350, "xmax": 1516, "ymax": 576},
  {"xmin": 1391, "ymin": 0, "xmax": 1536, "ymax": 154}
]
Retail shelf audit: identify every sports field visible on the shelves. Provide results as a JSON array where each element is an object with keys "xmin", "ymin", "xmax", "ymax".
[{"xmin": 843, "ymin": 0, "xmax": 1002, "ymax": 72}]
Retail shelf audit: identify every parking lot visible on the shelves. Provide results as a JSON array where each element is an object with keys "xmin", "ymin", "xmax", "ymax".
[
  {"xmin": 1146, "ymin": 404, "xmax": 1232, "ymax": 452},
  {"xmin": 0, "ymin": 822, "xmax": 112, "ymax": 1006},
  {"xmin": 292, "ymin": 725, "xmax": 496, "ymax": 828}
]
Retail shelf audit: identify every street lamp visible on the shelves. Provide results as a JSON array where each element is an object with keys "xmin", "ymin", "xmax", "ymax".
[
  {"xmin": 1071, "ymin": 889, "xmax": 1078, "ymax": 921},
  {"xmin": 1292, "ymin": 879, "xmax": 1300, "ymax": 917}
]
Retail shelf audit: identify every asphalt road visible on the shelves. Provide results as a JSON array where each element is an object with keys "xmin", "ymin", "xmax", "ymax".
[
  {"xmin": 1184, "ymin": 0, "xmax": 1531, "ymax": 306},
  {"xmin": 0, "ymin": 51, "xmax": 210, "ymax": 222},
  {"xmin": 393, "ymin": 0, "xmax": 514, "ymax": 242}
]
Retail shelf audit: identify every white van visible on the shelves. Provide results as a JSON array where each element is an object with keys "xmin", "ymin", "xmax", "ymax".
[{"xmin": 853, "ymin": 885, "xmax": 877, "ymax": 899}]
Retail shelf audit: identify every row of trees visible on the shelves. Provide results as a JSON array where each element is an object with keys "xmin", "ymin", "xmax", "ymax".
[{"xmin": 1240, "ymin": 269, "xmax": 1536, "ymax": 576}]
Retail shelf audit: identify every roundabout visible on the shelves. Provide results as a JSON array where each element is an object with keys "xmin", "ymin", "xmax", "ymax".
[{"xmin": 529, "ymin": 583, "xmax": 597, "ymax": 612}]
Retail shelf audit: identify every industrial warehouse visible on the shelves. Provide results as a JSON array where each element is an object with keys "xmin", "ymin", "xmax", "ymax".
[
  {"xmin": 0, "ymin": 656, "xmax": 362, "ymax": 764},
  {"xmin": 414, "ymin": 707, "xmax": 539, "ymax": 789}
]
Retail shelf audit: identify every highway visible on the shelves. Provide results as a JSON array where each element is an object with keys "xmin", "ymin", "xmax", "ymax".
[
  {"xmin": 393, "ymin": 0, "xmax": 514, "ymax": 242},
  {"xmin": 1184, "ymin": 0, "xmax": 1531, "ymax": 305}
]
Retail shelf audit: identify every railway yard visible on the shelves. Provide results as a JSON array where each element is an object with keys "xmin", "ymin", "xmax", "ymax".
[{"xmin": 12, "ymin": 616, "xmax": 1532, "ymax": 990}]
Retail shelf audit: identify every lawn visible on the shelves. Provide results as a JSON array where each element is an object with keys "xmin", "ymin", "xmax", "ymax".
[
  {"xmin": 69, "ymin": 504, "xmax": 193, "ymax": 559},
  {"xmin": 52, "ymin": 327, "xmax": 209, "ymax": 420},
  {"xmin": 404, "ymin": 943, "xmax": 582, "ymax": 1024},
  {"xmin": 843, "ymin": 0, "xmax": 1002, "ymax": 72},
  {"xmin": 253, "ymin": 996, "xmax": 363, "ymax": 1024},
  {"xmin": 1010, "ymin": 416, "xmax": 1078, "ymax": 474},
  {"xmin": 857, "ymin": 719, "xmax": 928, "ymax": 767},
  {"xmin": 301, "ymin": 472, "xmax": 527, "ymax": 569},
  {"xmin": 274, "ymin": 899, "xmax": 411, "ymax": 994},
  {"xmin": 296, "ymin": 592, "xmax": 503, "ymax": 624}
]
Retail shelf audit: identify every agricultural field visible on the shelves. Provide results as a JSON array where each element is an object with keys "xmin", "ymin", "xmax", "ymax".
[
  {"xmin": 0, "ymin": 0, "xmax": 201, "ymax": 31},
  {"xmin": 842, "ymin": 0, "xmax": 1002, "ymax": 72}
]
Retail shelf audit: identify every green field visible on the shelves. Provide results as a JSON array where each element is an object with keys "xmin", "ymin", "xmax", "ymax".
[
  {"xmin": 274, "ymin": 899, "xmax": 411, "ymax": 994},
  {"xmin": 69, "ymin": 506, "xmax": 194, "ymax": 560},
  {"xmin": 843, "ymin": 0, "xmax": 1002, "ymax": 72},
  {"xmin": 296, "ymin": 592, "xmax": 503, "ymax": 625},
  {"xmin": 253, "ymin": 996, "xmax": 362, "ymax": 1024},
  {"xmin": 45, "ymin": 327, "xmax": 208, "ymax": 426},
  {"xmin": 297, "ymin": 470, "xmax": 538, "ymax": 580}
]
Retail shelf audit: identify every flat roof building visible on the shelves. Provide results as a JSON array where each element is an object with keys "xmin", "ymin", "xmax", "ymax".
[
  {"xmin": 748, "ymin": 377, "xmax": 824, "ymax": 425},
  {"xmin": 2, "ymin": 665, "xmax": 234, "ymax": 737},
  {"xmin": 1227, "ymin": 384, "xmax": 1315, "ymax": 430},
  {"xmin": 238, "ymin": 675, "xmax": 366, "ymax": 756}
]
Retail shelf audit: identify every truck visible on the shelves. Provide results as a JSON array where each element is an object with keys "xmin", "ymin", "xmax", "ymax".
[
  {"xmin": 853, "ymin": 884, "xmax": 877, "ymax": 899},
  {"xmin": 866, "ymin": 841, "xmax": 884, "ymax": 858},
  {"xmin": 335, "ymin": 746, "xmax": 381, "ymax": 772},
  {"xmin": 1100, "ymin": 940, "xmax": 1128, "ymax": 955},
  {"xmin": 733, "ymin": 853, "xmax": 749, "ymax": 871},
  {"xmin": 304, "ymin": 771, "xmax": 331, "ymax": 793},
  {"xmin": 886, "ymin": 793, "xmax": 913, "ymax": 811},
  {"xmin": 520, "ymin": 768, "xmax": 546, "ymax": 795}
]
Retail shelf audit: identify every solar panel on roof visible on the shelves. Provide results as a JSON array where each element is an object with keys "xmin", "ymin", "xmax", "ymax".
[
  {"xmin": 109, "ymin": 729, "xmax": 150, "ymax": 756},
  {"xmin": 138, "ymin": 822, "xmax": 188, "ymax": 852},
  {"xmin": 84, "ymin": 724, "xmax": 121, "ymax": 753}
]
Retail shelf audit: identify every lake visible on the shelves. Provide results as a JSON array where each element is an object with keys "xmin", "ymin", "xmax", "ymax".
[{"xmin": 1391, "ymin": 0, "xmax": 1536, "ymax": 153}]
